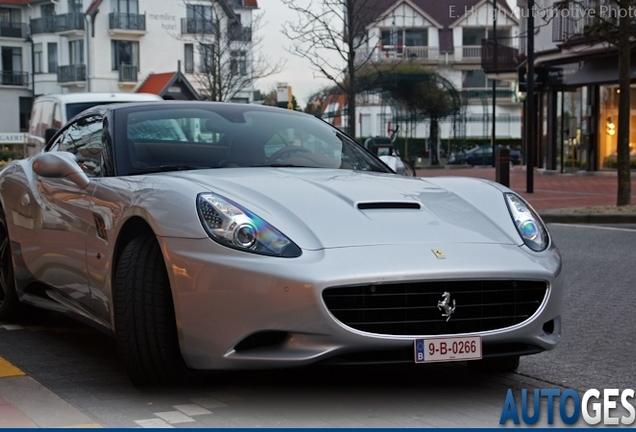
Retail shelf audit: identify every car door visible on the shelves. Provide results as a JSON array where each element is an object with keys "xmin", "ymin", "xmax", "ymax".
[{"xmin": 29, "ymin": 114, "xmax": 104, "ymax": 307}]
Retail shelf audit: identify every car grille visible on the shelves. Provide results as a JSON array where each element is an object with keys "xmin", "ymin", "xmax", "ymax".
[{"xmin": 322, "ymin": 280, "xmax": 548, "ymax": 336}]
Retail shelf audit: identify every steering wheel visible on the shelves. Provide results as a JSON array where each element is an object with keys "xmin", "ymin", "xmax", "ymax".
[{"xmin": 268, "ymin": 146, "xmax": 311, "ymax": 162}]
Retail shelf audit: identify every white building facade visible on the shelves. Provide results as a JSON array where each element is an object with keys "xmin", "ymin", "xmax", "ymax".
[
  {"xmin": 339, "ymin": 0, "xmax": 523, "ymax": 145},
  {"xmin": 0, "ymin": 0, "xmax": 258, "ymax": 134}
]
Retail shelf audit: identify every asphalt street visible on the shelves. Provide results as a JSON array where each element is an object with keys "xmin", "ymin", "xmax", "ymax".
[{"xmin": 1, "ymin": 223, "xmax": 635, "ymax": 427}]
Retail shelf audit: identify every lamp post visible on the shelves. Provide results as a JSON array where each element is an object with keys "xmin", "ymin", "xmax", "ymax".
[
  {"xmin": 525, "ymin": 0, "xmax": 535, "ymax": 193},
  {"xmin": 491, "ymin": 0, "xmax": 497, "ymax": 167}
]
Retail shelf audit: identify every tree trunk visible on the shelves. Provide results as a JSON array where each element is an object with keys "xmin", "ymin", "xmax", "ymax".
[{"xmin": 616, "ymin": 0, "xmax": 631, "ymax": 206}]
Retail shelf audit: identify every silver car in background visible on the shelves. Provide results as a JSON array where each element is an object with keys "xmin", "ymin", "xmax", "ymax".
[{"xmin": 0, "ymin": 102, "xmax": 563, "ymax": 386}]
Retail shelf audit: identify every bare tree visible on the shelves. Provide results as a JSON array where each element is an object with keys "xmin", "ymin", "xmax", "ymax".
[
  {"xmin": 280, "ymin": 0, "xmax": 387, "ymax": 137},
  {"xmin": 182, "ymin": 0, "xmax": 284, "ymax": 102},
  {"xmin": 550, "ymin": 0, "xmax": 632, "ymax": 205}
]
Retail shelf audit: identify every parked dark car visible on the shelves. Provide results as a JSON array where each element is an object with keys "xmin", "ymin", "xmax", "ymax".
[{"xmin": 448, "ymin": 145, "xmax": 521, "ymax": 166}]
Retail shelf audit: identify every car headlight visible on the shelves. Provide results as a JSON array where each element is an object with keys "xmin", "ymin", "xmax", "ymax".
[
  {"xmin": 197, "ymin": 193, "xmax": 302, "ymax": 257},
  {"xmin": 505, "ymin": 193, "xmax": 549, "ymax": 252}
]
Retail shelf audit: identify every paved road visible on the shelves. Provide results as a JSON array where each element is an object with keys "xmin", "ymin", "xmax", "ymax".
[{"xmin": 1, "ymin": 224, "xmax": 635, "ymax": 428}]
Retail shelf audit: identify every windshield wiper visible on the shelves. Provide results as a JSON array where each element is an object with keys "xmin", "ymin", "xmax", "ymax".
[{"xmin": 128, "ymin": 164, "xmax": 213, "ymax": 175}]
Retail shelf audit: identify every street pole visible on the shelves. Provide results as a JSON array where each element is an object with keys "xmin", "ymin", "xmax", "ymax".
[
  {"xmin": 525, "ymin": 0, "xmax": 534, "ymax": 193},
  {"xmin": 491, "ymin": 0, "xmax": 497, "ymax": 167}
]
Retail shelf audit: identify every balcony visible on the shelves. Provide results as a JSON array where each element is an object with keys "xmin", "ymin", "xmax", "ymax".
[
  {"xmin": 228, "ymin": 24, "xmax": 251, "ymax": 42},
  {"xmin": 374, "ymin": 45, "xmax": 440, "ymax": 63},
  {"xmin": 1, "ymin": 71, "xmax": 29, "ymax": 86},
  {"xmin": 551, "ymin": 1, "xmax": 632, "ymax": 44},
  {"xmin": 455, "ymin": 45, "xmax": 482, "ymax": 62},
  {"xmin": 118, "ymin": 64, "xmax": 138, "ymax": 84},
  {"xmin": 56, "ymin": 13, "xmax": 85, "ymax": 35},
  {"xmin": 181, "ymin": 18, "xmax": 215, "ymax": 35},
  {"xmin": 109, "ymin": 12, "xmax": 146, "ymax": 35},
  {"xmin": 1, "ymin": 20, "xmax": 27, "ymax": 38},
  {"xmin": 58, "ymin": 64, "xmax": 86, "ymax": 85},
  {"xmin": 30, "ymin": 16, "xmax": 57, "ymax": 34},
  {"xmin": 461, "ymin": 88, "xmax": 515, "ymax": 101},
  {"xmin": 481, "ymin": 37, "xmax": 525, "ymax": 74}
]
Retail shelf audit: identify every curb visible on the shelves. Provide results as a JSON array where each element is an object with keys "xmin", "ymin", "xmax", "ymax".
[{"xmin": 539, "ymin": 213, "xmax": 636, "ymax": 224}]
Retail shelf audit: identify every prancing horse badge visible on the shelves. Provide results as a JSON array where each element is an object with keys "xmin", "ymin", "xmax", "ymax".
[{"xmin": 432, "ymin": 249, "xmax": 446, "ymax": 259}]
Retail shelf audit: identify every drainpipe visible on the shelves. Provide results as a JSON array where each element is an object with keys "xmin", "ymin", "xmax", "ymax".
[{"xmin": 85, "ymin": 14, "xmax": 91, "ymax": 91}]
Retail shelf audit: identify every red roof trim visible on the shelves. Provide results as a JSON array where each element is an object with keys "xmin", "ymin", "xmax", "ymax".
[{"xmin": 136, "ymin": 72, "xmax": 175, "ymax": 95}]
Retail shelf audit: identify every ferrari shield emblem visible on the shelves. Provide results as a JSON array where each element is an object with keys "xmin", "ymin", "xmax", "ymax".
[{"xmin": 432, "ymin": 249, "xmax": 446, "ymax": 259}]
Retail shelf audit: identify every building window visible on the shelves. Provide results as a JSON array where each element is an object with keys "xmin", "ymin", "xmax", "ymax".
[
  {"xmin": 34, "ymin": 43, "xmax": 43, "ymax": 73},
  {"xmin": 462, "ymin": 70, "xmax": 486, "ymax": 88},
  {"xmin": 462, "ymin": 28, "xmax": 485, "ymax": 46},
  {"xmin": 114, "ymin": 0, "xmax": 139, "ymax": 14},
  {"xmin": 184, "ymin": 44, "xmax": 194, "ymax": 73},
  {"xmin": 186, "ymin": 4, "xmax": 213, "ymax": 21},
  {"xmin": 0, "ymin": 7, "xmax": 21, "ymax": 22},
  {"xmin": 381, "ymin": 28, "xmax": 427, "ymax": 47},
  {"xmin": 41, "ymin": 3, "xmax": 56, "ymax": 16},
  {"xmin": 69, "ymin": 39, "xmax": 84, "ymax": 64},
  {"xmin": 69, "ymin": 0, "xmax": 83, "ymax": 14},
  {"xmin": 111, "ymin": 40, "xmax": 139, "ymax": 70},
  {"xmin": 230, "ymin": 50, "xmax": 247, "ymax": 76},
  {"xmin": 200, "ymin": 43, "xmax": 214, "ymax": 73},
  {"xmin": 48, "ymin": 42, "xmax": 58, "ymax": 73},
  {"xmin": 1, "ymin": 46, "xmax": 23, "ymax": 85}
]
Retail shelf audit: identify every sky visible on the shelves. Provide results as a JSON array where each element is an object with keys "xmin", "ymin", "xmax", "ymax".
[{"xmin": 255, "ymin": 0, "xmax": 338, "ymax": 108}]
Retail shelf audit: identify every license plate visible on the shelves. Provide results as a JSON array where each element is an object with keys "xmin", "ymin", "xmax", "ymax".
[{"xmin": 414, "ymin": 336, "xmax": 482, "ymax": 363}]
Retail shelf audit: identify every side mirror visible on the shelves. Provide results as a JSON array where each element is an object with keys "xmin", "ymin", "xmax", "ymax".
[
  {"xmin": 32, "ymin": 151, "xmax": 90, "ymax": 190},
  {"xmin": 44, "ymin": 128, "xmax": 59, "ymax": 145}
]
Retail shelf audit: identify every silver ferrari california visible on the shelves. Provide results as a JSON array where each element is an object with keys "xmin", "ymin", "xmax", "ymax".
[{"xmin": 0, "ymin": 102, "xmax": 563, "ymax": 385}]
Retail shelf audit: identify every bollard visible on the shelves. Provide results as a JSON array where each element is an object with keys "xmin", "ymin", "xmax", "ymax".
[{"xmin": 495, "ymin": 146, "xmax": 510, "ymax": 187}]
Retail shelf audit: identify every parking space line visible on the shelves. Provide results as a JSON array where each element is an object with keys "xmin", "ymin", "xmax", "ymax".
[
  {"xmin": 0, "ymin": 357, "xmax": 25, "ymax": 378},
  {"xmin": 550, "ymin": 223, "xmax": 636, "ymax": 232}
]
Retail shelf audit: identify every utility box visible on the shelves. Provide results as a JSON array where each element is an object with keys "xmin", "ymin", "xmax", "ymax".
[{"xmin": 495, "ymin": 146, "xmax": 510, "ymax": 187}]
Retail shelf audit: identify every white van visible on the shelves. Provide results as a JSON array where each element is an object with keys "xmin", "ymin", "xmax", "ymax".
[{"xmin": 27, "ymin": 92, "xmax": 163, "ymax": 156}]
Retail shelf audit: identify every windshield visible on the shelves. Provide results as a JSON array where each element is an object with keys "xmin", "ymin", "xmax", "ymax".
[{"xmin": 117, "ymin": 104, "xmax": 391, "ymax": 176}]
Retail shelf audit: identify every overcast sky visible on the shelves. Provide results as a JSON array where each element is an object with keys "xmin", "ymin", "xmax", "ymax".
[{"xmin": 255, "ymin": 0, "xmax": 337, "ymax": 108}]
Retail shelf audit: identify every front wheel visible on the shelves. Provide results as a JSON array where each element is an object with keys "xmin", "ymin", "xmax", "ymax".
[{"xmin": 113, "ymin": 234, "xmax": 193, "ymax": 386}]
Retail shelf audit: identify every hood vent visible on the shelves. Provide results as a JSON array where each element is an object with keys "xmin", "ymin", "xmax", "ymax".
[{"xmin": 357, "ymin": 202, "xmax": 421, "ymax": 210}]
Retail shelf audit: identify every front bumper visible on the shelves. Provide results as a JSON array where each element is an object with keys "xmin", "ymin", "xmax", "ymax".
[{"xmin": 160, "ymin": 237, "xmax": 563, "ymax": 370}]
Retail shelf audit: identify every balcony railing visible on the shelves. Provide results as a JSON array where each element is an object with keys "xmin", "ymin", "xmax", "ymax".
[
  {"xmin": 109, "ymin": 12, "xmax": 146, "ymax": 31},
  {"xmin": 228, "ymin": 24, "xmax": 251, "ymax": 41},
  {"xmin": 458, "ymin": 45, "xmax": 482, "ymax": 60},
  {"xmin": 0, "ymin": 20, "xmax": 28, "ymax": 38},
  {"xmin": 118, "ymin": 64, "xmax": 138, "ymax": 82},
  {"xmin": 30, "ymin": 16, "xmax": 57, "ymax": 34},
  {"xmin": 461, "ymin": 88, "xmax": 514, "ymax": 101},
  {"xmin": 181, "ymin": 18, "xmax": 215, "ymax": 35},
  {"xmin": 481, "ymin": 37, "xmax": 525, "ymax": 73},
  {"xmin": 374, "ymin": 45, "xmax": 439, "ymax": 62},
  {"xmin": 1, "ymin": 71, "xmax": 29, "ymax": 86},
  {"xmin": 56, "ymin": 13, "xmax": 85, "ymax": 33},
  {"xmin": 58, "ymin": 64, "xmax": 86, "ymax": 83},
  {"xmin": 551, "ymin": 0, "xmax": 633, "ymax": 43}
]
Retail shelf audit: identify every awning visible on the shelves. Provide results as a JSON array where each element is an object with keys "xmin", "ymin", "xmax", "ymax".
[{"xmin": 566, "ymin": 56, "xmax": 636, "ymax": 86}]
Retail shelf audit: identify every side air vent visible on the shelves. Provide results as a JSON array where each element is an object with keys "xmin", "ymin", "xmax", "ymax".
[{"xmin": 357, "ymin": 202, "xmax": 421, "ymax": 210}]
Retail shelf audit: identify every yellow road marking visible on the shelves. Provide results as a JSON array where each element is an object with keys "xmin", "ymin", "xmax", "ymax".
[{"xmin": 0, "ymin": 356, "xmax": 25, "ymax": 377}]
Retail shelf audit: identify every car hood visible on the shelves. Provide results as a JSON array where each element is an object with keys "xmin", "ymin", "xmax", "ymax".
[{"xmin": 170, "ymin": 168, "xmax": 519, "ymax": 250}]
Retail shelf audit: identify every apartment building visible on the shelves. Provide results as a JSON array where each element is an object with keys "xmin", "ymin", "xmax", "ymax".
[
  {"xmin": 323, "ymin": 0, "xmax": 522, "ymax": 145},
  {"xmin": 0, "ymin": 0, "xmax": 258, "ymax": 134}
]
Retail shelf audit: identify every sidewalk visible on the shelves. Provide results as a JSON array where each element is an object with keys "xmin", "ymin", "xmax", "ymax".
[{"xmin": 417, "ymin": 166, "xmax": 636, "ymax": 223}]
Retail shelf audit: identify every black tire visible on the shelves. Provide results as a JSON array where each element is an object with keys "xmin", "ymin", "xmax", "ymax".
[
  {"xmin": 113, "ymin": 234, "xmax": 193, "ymax": 386},
  {"xmin": 467, "ymin": 355, "xmax": 520, "ymax": 373},
  {"xmin": 0, "ymin": 208, "xmax": 22, "ymax": 321}
]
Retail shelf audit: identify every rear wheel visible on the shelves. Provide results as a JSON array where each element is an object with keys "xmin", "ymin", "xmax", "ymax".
[
  {"xmin": 0, "ymin": 208, "xmax": 22, "ymax": 321},
  {"xmin": 467, "ymin": 355, "xmax": 520, "ymax": 373},
  {"xmin": 113, "ymin": 234, "xmax": 193, "ymax": 386}
]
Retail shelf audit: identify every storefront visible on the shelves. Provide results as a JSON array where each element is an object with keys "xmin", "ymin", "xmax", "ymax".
[{"xmin": 533, "ymin": 53, "xmax": 636, "ymax": 172}]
